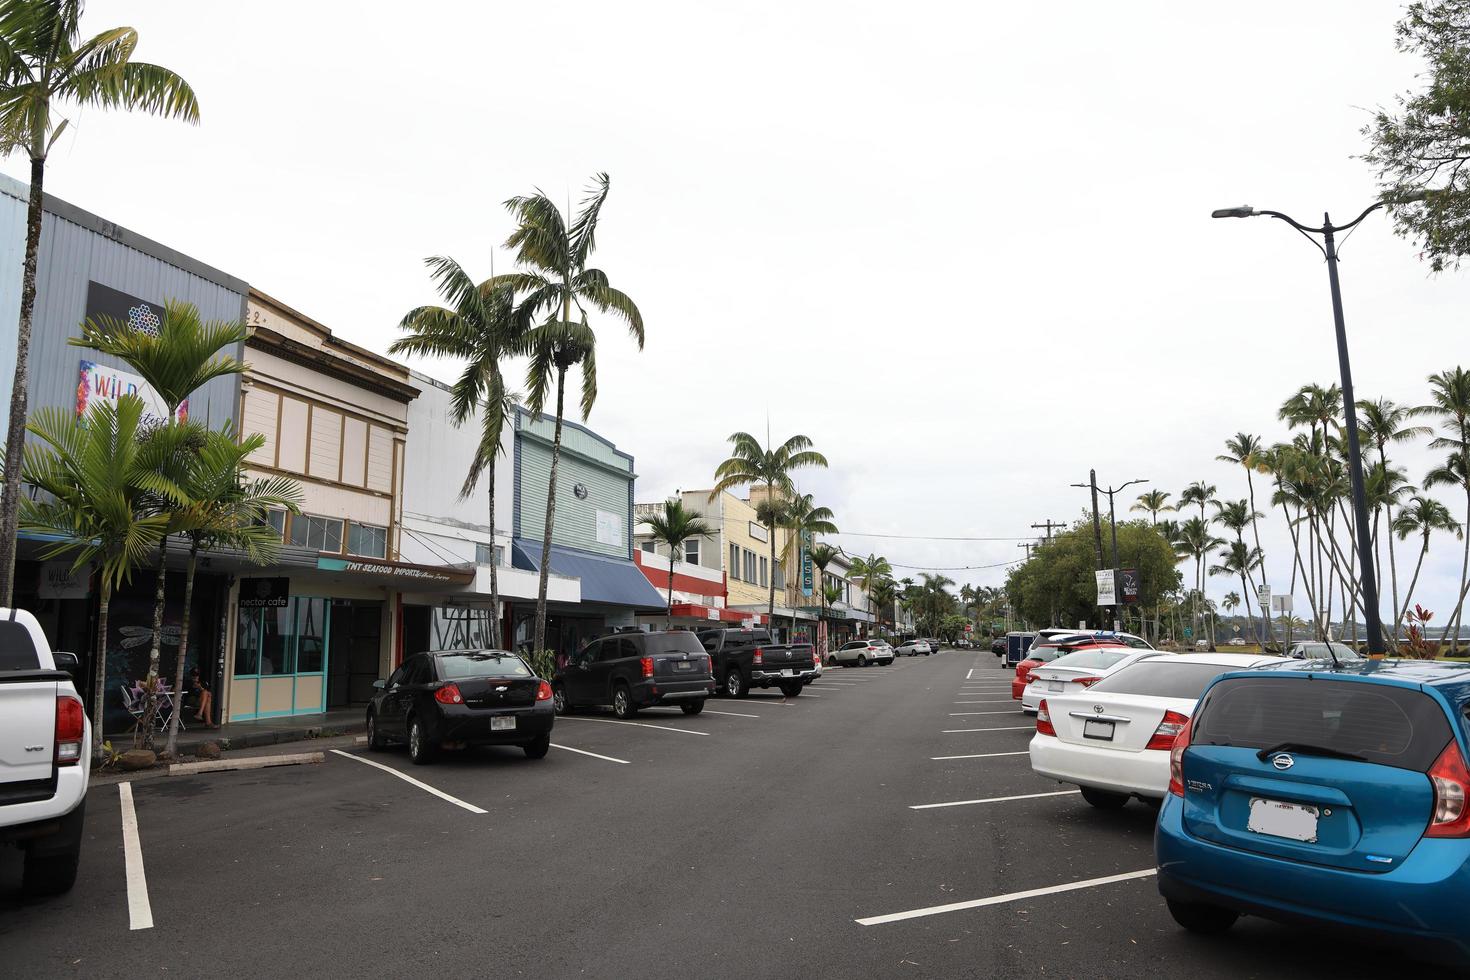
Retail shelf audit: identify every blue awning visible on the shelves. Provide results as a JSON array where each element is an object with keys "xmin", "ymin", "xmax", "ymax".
[{"xmin": 511, "ymin": 539, "xmax": 668, "ymax": 611}]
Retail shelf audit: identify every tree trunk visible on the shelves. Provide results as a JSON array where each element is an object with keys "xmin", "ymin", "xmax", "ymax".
[
  {"xmin": 667, "ymin": 556, "xmax": 676, "ymax": 629},
  {"xmin": 1446, "ymin": 490, "xmax": 1470, "ymax": 654},
  {"xmin": 164, "ymin": 540, "xmax": 199, "ymax": 757},
  {"xmin": 533, "ymin": 365, "xmax": 567, "ymax": 656},
  {"xmin": 147, "ymin": 537, "xmax": 169, "ymax": 681},
  {"xmin": 1245, "ymin": 467, "xmax": 1276, "ymax": 648},
  {"xmin": 92, "ymin": 578, "xmax": 111, "ymax": 762},
  {"xmin": 488, "ymin": 458, "xmax": 501, "ymax": 650},
  {"xmin": 0, "ymin": 157, "xmax": 46, "ymax": 607}
]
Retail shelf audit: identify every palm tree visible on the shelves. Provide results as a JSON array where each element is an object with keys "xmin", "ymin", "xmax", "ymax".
[
  {"xmin": 1358, "ymin": 398, "xmax": 1432, "ymax": 629},
  {"xmin": 1131, "ymin": 490, "xmax": 1173, "ymax": 525},
  {"xmin": 0, "ymin": 0, "xmax": 199, "ymax": 606},
  {"xmin": 389, "ymin": 256, "xmax": 520, "ymax": 648},
  {"xmin": 1210, "ymin": 540, "xmax": 1263, "ymax": 643},
  {"xmin": 70, "ymin": 300, "xmax": 250, "ymax": 687},
  {"xmin": 1217, "ymin": 434, "xmax": 1271, "ymax": 622},
  {"xmin": 18, "ymin": 396, "xmax": 188, "ymax": 758},
  {"xmin": 777, "ymin": 493, "xmax": 838, "ymax": 568},
  {"xmin": 498, "ymin": 174, "xmax": 644, "ymax": 657},
  {"xmin": 1175, "ymin": 516, "xmax": 1224, "ymax": 641},
  {"xmin": 1223, "ymin": 591, "xmax": 1240, "ymax": 615},
  {"xmin": 1393, "ymin": 494, "xmax": 1463, "ymax": 634},
  {"xmin": 162, "ymin": 428, "xmax": 300, "ymax": 756},
  {"xmin": 808, "ymin": 543, "xmax": 839, "ymax": 621},
  {"xmin": 870, "ymin": 578, "xmax": 899, "ymax": 635},
  {"xmin": 1416, "ymin": 367, "xmax": 1470, "ymax": 651},
  {"xmin": 710, "ymin": 431, "xmax": 828, "ymax": 624},
  {"xmin": 642, "ymin": 498, "xmax": 714, "ymax": 626},
  {"xmin": 846, "ymin": 553, "xmax": 893, "ymax": 633}
]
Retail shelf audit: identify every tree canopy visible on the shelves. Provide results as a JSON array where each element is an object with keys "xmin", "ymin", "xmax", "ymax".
[{"xmin": 1005, "ymin": 519, "xmax": 1181, "ymax": 629}]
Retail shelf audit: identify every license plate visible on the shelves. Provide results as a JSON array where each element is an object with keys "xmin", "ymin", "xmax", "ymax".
[
  {"xmin": 1083, "ymin": 719, "xmax": 1114, "ymax": 741},
  {"xmin": 1047, "ymin": 681, "xmax": 1063, "ymax": 693},
  {"xmin": 674, "ymin": 661, "xmax": 694, "ymax": 671},
  {"xmin": 490, "ymin": 716, "xmax": 516, "ymax": 731},
  {"xmin": 781, "ymin": 669, "xmax": 794, "ymax": 677},
  {"xmin": 1247, "ymin": 797, "xmax": 1319, "ymax": 843}
]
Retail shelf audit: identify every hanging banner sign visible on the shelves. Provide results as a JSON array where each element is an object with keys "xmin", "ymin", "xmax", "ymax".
[
  {"xmin": 1095, "ymin": 569, "xmax": 1117, "ymax": 606},
  {"xmin": 1120, "ymin": 568, "xmax": 1140, "ymax": 604}
]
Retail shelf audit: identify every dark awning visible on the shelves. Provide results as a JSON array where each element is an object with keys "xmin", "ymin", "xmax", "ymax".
[{"xmin": 512, "ymin": 539, "xmax": 667, "ymax": 611}]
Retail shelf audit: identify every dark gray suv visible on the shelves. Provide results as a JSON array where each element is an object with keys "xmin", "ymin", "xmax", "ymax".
[{"xmin": 552, "ymin": 631, "xmax": 715, "ymax": 718}]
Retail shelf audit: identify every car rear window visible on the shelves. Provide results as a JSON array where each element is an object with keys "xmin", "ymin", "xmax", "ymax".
[
  {"xmin": 1027, "ymin": 646, "xmax": 1065, "ymax": 663},
  {"xmin": 645, "ymin": 634, "xmax": 705, "ymax": 656},
  {"xmin": 436, "ymin": 652, "xmax": 533, "ymax": 679},
  {"xmin": 1192, "ymin": 677, "xmax": 1454, "ymax": 772},
  {"xmin": 0, "ymin": 620, "xmax": 40, "ymax": 671},
  {"xmin": 1048, "ymin": 649, "xmax": 1131, "ymax": 671},
  {"xmin": 1090, "ymin": 660, "xmax": 1240, "ymax": 699}
]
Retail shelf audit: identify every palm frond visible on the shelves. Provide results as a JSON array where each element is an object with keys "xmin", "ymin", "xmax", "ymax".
[{"xmin": 569, "ymin": 172, "xmax": 610, "ymax": 267}]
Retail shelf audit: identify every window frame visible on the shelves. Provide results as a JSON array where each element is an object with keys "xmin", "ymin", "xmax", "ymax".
[
  {"xmin": 684, "ymin": 539, "xmax": 700, "ymax": 564},
  {"xmin": 347, "ymin": 522, "xmax": 387, "ymax": 559},
  {"xmin": 288, "ymin": 513, "xmax": 345, "ymax": 554}
]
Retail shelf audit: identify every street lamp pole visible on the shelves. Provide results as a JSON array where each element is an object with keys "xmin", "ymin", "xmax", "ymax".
[
  {"xmin": 1212, "ymin": 201, "xmax": 1393, "ymax": 656},
  {"xmin": 1073, "ymin": 475, "xmax": 1148, "ymax": 632}
]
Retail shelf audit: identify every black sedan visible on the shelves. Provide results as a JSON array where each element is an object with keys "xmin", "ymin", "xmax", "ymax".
[{"xmin": 366, "ymin": 650, "xmax": 555, "ymax": 765}]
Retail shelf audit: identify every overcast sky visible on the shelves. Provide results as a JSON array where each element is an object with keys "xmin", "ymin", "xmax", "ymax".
[{"xmin": 8, "ymin": 1, "xmax": 1469, "ymax": 622}]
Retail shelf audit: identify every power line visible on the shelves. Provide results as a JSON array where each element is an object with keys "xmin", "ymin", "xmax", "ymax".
[
  {"xmin": 888, "ymin": 558, "xmax": 1026, "ymax": 572},
  {"xmin": 829, "ymin": 531, "xmax": 1042, "ymax": 541}
]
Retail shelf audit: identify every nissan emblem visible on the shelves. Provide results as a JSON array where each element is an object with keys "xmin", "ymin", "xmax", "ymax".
[{"xmin": 1272, "ymin": 753, "xmax": 1295, "ymax": 771}]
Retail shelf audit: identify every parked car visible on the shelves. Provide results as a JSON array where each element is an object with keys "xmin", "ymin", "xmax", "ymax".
[
  {"xmin": 554, "ymin": 630, "xmax": 714, "ymax": 718},
  {"xmin": 1156, "ymin": 659, "xmax": 1470, "ymax": 961},
  {"xmin": 1029, "ymin": 652, "xmax": 1291, "ymax": 808},
  {"xmin": 0, "ymin": 609, "xmax": 88, "ymax": 896},
  {"xmin": 697, "ymin": 628, "xmax": 817, "ymax": 698},
  {"xmin": 991, "ymin": 637, "xmax": 1007, "ymax": 658},
  {"xmin": 830, "ymin": 639, "xmax": 895, "ymax": 667},
  {"xmin": 1088, "ymin": 630, "xmax": 1154, "ymax": 650},
  {"xmin": 1227, "ymin": 637, "xmax": 1247, "ymax": 646},
  {"xmin": 1020, "ymin": 646, "xmax": 1162, "ymax": 714},
  {"xmin": 896, "ymin": 639, "xmax": 933, "ymax": 657},
  {"xmin": 1011, "ymin": 635, "xmax": 1115, "ymax": 704},
  {"xmin": 368, "ymin": 649, "xmax": 555, "ymax": 764},
  {"xmin": 924, "ymin": 637, "xmax": 943, "ymax": 652},
  {"xmin": 1286, "ymin": 640, "xmax": 1364, "ymax": 661}
]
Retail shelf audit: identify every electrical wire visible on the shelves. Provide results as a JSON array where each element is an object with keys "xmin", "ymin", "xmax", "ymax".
[
  {"xmin": 887, "ymin": 558, "xmax": 1026, "ymax": 572},
  {"xmin": 829, "ymin": 531, "xmax": 1042, "ymax": 541}
]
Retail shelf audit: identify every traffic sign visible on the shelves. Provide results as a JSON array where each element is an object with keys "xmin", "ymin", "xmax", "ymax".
[{"xmin": 1183, "ymin": 627, "xmax": 1194, "ymax": 639}]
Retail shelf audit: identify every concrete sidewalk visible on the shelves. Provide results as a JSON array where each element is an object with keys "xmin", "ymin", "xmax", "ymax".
[{"xmin": 172, "ymin": 706, "xmax": 365, "ymax": 755}]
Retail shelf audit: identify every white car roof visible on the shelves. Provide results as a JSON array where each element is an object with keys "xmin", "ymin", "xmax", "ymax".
[{"xmin": 1177, "ymin": 653, "xmax": 1295, "ymax": 669}]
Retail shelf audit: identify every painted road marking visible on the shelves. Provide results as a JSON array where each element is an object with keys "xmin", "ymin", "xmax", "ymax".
[
  {"xmin": 855, "ymin": 869, "xmax": 1157, "ymax": 926},
  {"xmin": 950, "ymin": 710, "xmax": 1025, "ymax": 716},
  {"xmin": 942, "ymin": 726, "xmax": 1035, "ymax": 733},
  {"xmin": 911, "ymin": 790, "xmax": 1080, "ymax": 810},
  {"xmin": 966, "ymin": 668, "xmax": 975, "ymax": 679},
  {"xmin": 119, "ymin": 783, "xmax": 153, "ymax": 931},
  {"xmin": 554, "ymin": 716, "xmax": 710, "ymax": 736},
  {"xmin": 550, "ymin": 743, "xmax": 630, "ymax": 765},
  {"xmin": 703, "ymin": 709, "xmax": 760, "ymax": 718},
  {"xmin": 931, "ymin": 751, "xmax": 1030, "ymax": 760},
  {"xmin": 330, "ymin": 750, "xmax": 489, "ymax": 813},
  {"xmin": 954, "ymin": 700, "xmax": 1016, "ymax": 704}
]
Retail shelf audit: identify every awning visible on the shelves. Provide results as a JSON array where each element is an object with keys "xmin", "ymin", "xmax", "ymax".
[
  {"xmin": 666, "ymin": 603, "xmax": 762, "ymax": 624},
  {"xmin": 512, "ymin": 539, "xmax": 667, "ymax": 611}
]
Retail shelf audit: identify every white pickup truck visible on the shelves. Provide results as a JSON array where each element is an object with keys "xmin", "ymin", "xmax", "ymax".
[{"xmin": 1, "ymin": 607, "xmax": 89, "ymax": 895}]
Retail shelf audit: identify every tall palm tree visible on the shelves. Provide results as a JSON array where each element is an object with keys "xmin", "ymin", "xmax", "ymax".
[
  {"xmin": 710, "ymin": 431, "xmax": 828, "ymax": 624},
  {"xmin": 71, "ymin": 300, "xmax": 250, "ymax": 687},
  {"xmin": 498, "ymin": 174, "xmax": 644, "ymax": 656},
  {"xmin": 1416, "ymin": 367, "xmax": 1470, "ymax": 651},
  {"xmin": 1217, "ymin": 434, "xmax": 1271, "ymax": 617},
  {"xmin": 777, "ymin": 493, "xmax": 838, "ymax": 568},
  {"xmin": 870, "ymin": 578, "xmax": 899, "ymax": 635},
  {"xmin": 18, "ymin": 396, "xmax": 188, "ymax": 758},
  {"xmin": 389, "ymin": 256, "xmax": 520, "ymax": 648},
  {"xmin": 846, "ymin": 553, "xmax": 893, "ymax": 633},
  {"xmin": 1131, "ymin": 489, "xmax": 1173, "ymax": 525},
  {"xmin": 1358, "ymin": 398, "xmax": 1432, "ymax": 629},
  {"xmin": 642, "ymin": 498, "xmax": 714, "ymax": 627},
  {"xmin": 1393, "ymin": 494, "xmax": 1463, "ymax": 634},
  {"xmin": 1210, "ymin": 540, "xmax": 1263, "ymax": 643},
  {"xmin": 1175, "ymin": 516, "xmax": 1224, "ymax": 641},
  {"xmin": 808, "ymin": 543, "xmax": 839, "ymax": 622},
  {"xmin": 1178, "ymin": 484, "xmax": 1217, "ymax": 638},
  {"xmin": 162, "ymin": 428, "xmax": 300, "ymax": 755},
  {"xmin": 0, "ymin": 0, "xmax": 199, "ymax": 606}
]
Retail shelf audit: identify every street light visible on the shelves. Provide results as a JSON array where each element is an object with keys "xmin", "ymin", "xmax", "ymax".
[
  {"xmin": 1071, "ymin": 473, "xmax": 1149, "ymax": 629},
  {"xmin": 1210, "ymin": 198, "xmax": 1411, "ymax": 656}
]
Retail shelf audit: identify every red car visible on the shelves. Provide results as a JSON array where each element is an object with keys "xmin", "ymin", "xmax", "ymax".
[{"xmin": 1012, "ymin": 637, "xmax": 1129, "ymax": 703}]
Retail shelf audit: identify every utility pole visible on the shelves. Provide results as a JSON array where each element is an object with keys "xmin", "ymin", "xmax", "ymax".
[
  {"xmin": 1030, "ymin": 519, "xmax": 1066, "ymax": 543},
  {"xmin": 1073, "ymin": 473, "xmax": 1149, "ymax": 633},
  {"xmin": 1086, "ymin": 470, "xmax": 1104, "ymax": 571},
  {"xmin": 1017, "ymin": 542, "xmax": 1035, "ymax": 559}
]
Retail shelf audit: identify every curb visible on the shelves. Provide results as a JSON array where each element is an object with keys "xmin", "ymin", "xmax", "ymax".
[{"xmin": 167, "ymin": 752, "xmax": 324, "ymax": 776}]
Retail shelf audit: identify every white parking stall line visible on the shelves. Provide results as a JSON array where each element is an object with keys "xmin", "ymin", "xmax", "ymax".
[
  {"xmin": 911, "ymin": 790, "xmax": 1079, "ymax": 810},
  {"xmin": 966, "ymin": 668, "xmax": 975, "ymax": 679},
  {"xmin": 855, "ymin": 869, "xmax": 1157, "ymax": 926},
  {"xmin": 702, "ymin": 709, "xmax": 760, "ymax": 718},
  {"xmin": 930, "ymin": 751, "xmax": 1030, "ymax": 760},
  {"xmin": 954, "ymin": 700, "xmax": 1016, "ymax": 704},
  {"xmin": 329, "ymin": 750, "xmax": 490, "ymax": 813},
  {"xmin": 949, "ymin": 710, "xmax": 1024, "ymax": 716},
  {"xmin": 942, "ymin": 726, "xmax": 1034, "ymax": 733},
  {"xmin": 550, "ymin": 743, "xmax": 631, "ymax": 765},
  {"xmin": 118, "ymin": 783, "xmax": 154, "ymax": 931},
  {"xmin": 554, "ymin": 716, "xmax": 710, "ymax": 736}
]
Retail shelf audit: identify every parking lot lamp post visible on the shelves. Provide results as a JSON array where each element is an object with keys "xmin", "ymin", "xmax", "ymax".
[
  {"xmin": 1073, "ymin": 476, "xmax": 1148, "ymax": 631},
  {"xmin": 1211, "ymin": 202, "xmax": 1394, "ymax": 656}
]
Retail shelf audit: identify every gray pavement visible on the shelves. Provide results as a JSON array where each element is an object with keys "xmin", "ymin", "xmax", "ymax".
[{"xmin": 0, "ymin": 654, "xmax": 1417, "ymax": 978}]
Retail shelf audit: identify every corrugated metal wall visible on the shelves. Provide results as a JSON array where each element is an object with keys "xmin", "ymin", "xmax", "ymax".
[
  {"xmin": 516, "ymin": 432, "xmax": 634, "ymax": 561},
  {"xmin": 0, "ymin": 175, "xmax": 246, "ymax": 431}
]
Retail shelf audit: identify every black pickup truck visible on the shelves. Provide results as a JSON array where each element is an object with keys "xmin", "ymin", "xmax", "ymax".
[{"xmin": 696, "ymin": 628, "xmax": 818, "ymax": 698}]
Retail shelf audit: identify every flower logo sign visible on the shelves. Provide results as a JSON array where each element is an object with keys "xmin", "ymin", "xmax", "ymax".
[{"xmin": 127, "ymin": 303, "xmax": 161, "ymax": 337}]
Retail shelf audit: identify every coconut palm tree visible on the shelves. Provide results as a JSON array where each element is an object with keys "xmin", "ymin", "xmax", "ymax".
[
  {"xmin": 0, "ymin": 0, "xmax": 200, "ymax": 606},
  {"xmin": 1131, "ymin": 489, "xmax": 1173, "ymax": 525},
  {"xmin": 389, "ymin": 256, "xmax": 520, "ymax": 648},
  {"xmin": 162, "ymin": 428, "xmax": 300, "ymax": 755},
  {"xmin": 1175, "ymin": 516, "xmax": 1224, "ymax": 641},
  {"xmin": 1358, "ymin": 398, "xmax": 1432, "ymax": 627},
  {"xmin": 777, "ymin": 493, "xmax": 838, "ymax": 568},
  {"xmin": 808, "ymin": 543, "xmax": 839, "ymax": 621},
  {"xmin": 1210, "ymin": 541, "xmax": 1263, "ymax": 643},
  {"xmin": 498, "ymin": 174, "xmax": 644, "ymax": 657},
  {"xmin": 1223, "ymin": 591, "xmax": 1240, "ymax": 615},
  {"xmin": 870, "ymin": 578, "xmax": 899, "ymax": 635},
  {"xmin": 1416, "ymin": 367, "xmax": 1470, "ymax": 651},
  {"xmin": 18, "ymin": 396, "xmax": 189, "ymax": 758},
  {"xmin": 710, "ymin": 431, "xmax": 828, "ymax": 623},
  {"xmin": 846, "ymin": 553, "xmax": 893, "ymax": 632},
  {"xmin": 1217, "ymin": 434, "xmax": 1271, "ymax": 620},
  {"xmin": 1393, "ymin": 494, "xmax": 1463, "ymax": 635},
  {"xmin": 642, "ymin": 498, "xmax": 714, "ymax": 627}
]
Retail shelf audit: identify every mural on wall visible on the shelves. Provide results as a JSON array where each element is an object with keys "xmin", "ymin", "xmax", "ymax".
[{"xmin": 76, "ymin": 282, "xmax": 187, "ymax": 424}]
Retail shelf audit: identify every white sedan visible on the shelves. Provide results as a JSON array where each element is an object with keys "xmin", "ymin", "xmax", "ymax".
[
  {"xmin": 1028, "ymin": 652, "xmax": 1291, "ymax": 809},
  {"xmin": 1019, "ymin": 647, "xmax": 1165, "ymax": 713}
]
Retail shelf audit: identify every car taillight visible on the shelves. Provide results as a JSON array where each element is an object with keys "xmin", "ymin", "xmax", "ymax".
[
  {"xmin": 1073, "ymin": 676, "xmax": 1103, "ymax": 688},
  {"xmin": 753, "ymin": 647, "xmax": 764, "ymax": 665},
  {"xmin": 1145, "ymin": 709, "xmax": 1191, "ymax": 751},
  {"xmin": 535, "ymin": 680, "xmax": 553, "ymax": 701},
  {"xmin": 1036, "ymin": 699, "xmax": 1056, "ymax": 737},
  {"xmin": 1168, "ymin": 715, "xmax": 1195, "ymax": 797},
  {"xmin": 705, "ymin": 655, "xmax": 714, "ymax": 673},
  {"xmin": 1426, "ymin": 740, "xmax": 1470, "ymax": 837},
  {"xmin": 640, "ymin": 656, "xmax": 654, "ymax": 678},
  {"xmin": 55, "ymin": 695, "xmax": 84, "ymax": 766},
  {"xmin": 434, "ymin": 683, "xmax": 464, "ymax": 705}
]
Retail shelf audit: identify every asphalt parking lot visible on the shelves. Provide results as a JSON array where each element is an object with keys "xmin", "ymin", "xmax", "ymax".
[{"xmin": 0, "ymin": 653, "xmax": 1423, "ymax": 978}]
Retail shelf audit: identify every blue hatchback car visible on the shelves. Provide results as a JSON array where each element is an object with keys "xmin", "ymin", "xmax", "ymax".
[{"xmin": 1155, "ymin": 659, "xmax": 1470, "ymax": 962}]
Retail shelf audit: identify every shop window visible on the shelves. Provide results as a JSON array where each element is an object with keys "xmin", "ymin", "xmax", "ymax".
[
  {"xmin": 266, "ymin": 508, "xmax": 286, "ymax": 540},
  {"xmin": 348, "ymin": 522, "xmax": 387, "ymax": 559},
  {"xmin": 684, "ymin": 539, "xmax": 700, "ymax": 564},
  {"xmin": 289, "ymin": 514, "xmax": 344, "ymax": 553},
  {"xmin": 296, "ymin": 597, "xmax": 327, "ymax": 672},
  {"xmin": 234, "ymin": 596, "xmax": 331, "ymax": 678}
]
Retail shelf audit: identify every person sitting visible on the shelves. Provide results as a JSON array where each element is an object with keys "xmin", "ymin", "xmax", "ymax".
[{"xmin": 187, "ymin": 667, "xmax": 216, "ymax": 728}]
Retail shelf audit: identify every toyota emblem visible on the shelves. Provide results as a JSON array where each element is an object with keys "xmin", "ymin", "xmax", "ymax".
[
  {"xmin": 1272, "ymin": 753, "xmax": 1295, "ymax": 771},
  {"xmin": 1093, "ymin": 705, "xmax": 1104, "ymax": 714}
]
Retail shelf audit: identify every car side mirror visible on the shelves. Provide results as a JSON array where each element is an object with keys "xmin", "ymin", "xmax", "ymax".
[
  {"xmin": 372, "ymin": 679, "xmax": 386, "ymax": 690},
  {"xmin": 53, "ymin": 651, "xmax": 79, "ymax": 675}
]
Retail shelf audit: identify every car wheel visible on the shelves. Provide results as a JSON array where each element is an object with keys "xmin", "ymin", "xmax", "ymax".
[
  {"xmin": 1166, "ymin": 898, "xmax": 1239, "ymax": 934},
  {"xmin": 857, "ymin": 654, "xmax": 867, "ymax": 667},
  {"xmin": 724, "ymin": 669, "xmax": 746, "ymax": 699},
  {"xmin": 612, "ymin": 683, "xmax": 637, "ymax": 718},
  {"xmin": 827, "ymin": 655, "xmax": 839, "ymax": 667},
  {"xmin": 366, "ymin": 711, "xmax": 386, "ymax": 750},
  {"xmin": 407, "ymin": 715, "xmax": 436, "ymax": 765},
  {"xmin": 523, "ymin": 734, "xmax": 550, "ymax": 759},
  {"xmin": 552, "ymin": 683, "xmax": 569, "ymax": 715},
  {"xmin": 681, "ymin": 699, "xmax": 706, "ymax": 716},
  {"xmin": 779, "ymin": 681, "xmax": 802, "ymax": 697},
  {"xmin": 1079, "ymin": 786, "xmax": 1129, "ymax": 809}
]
